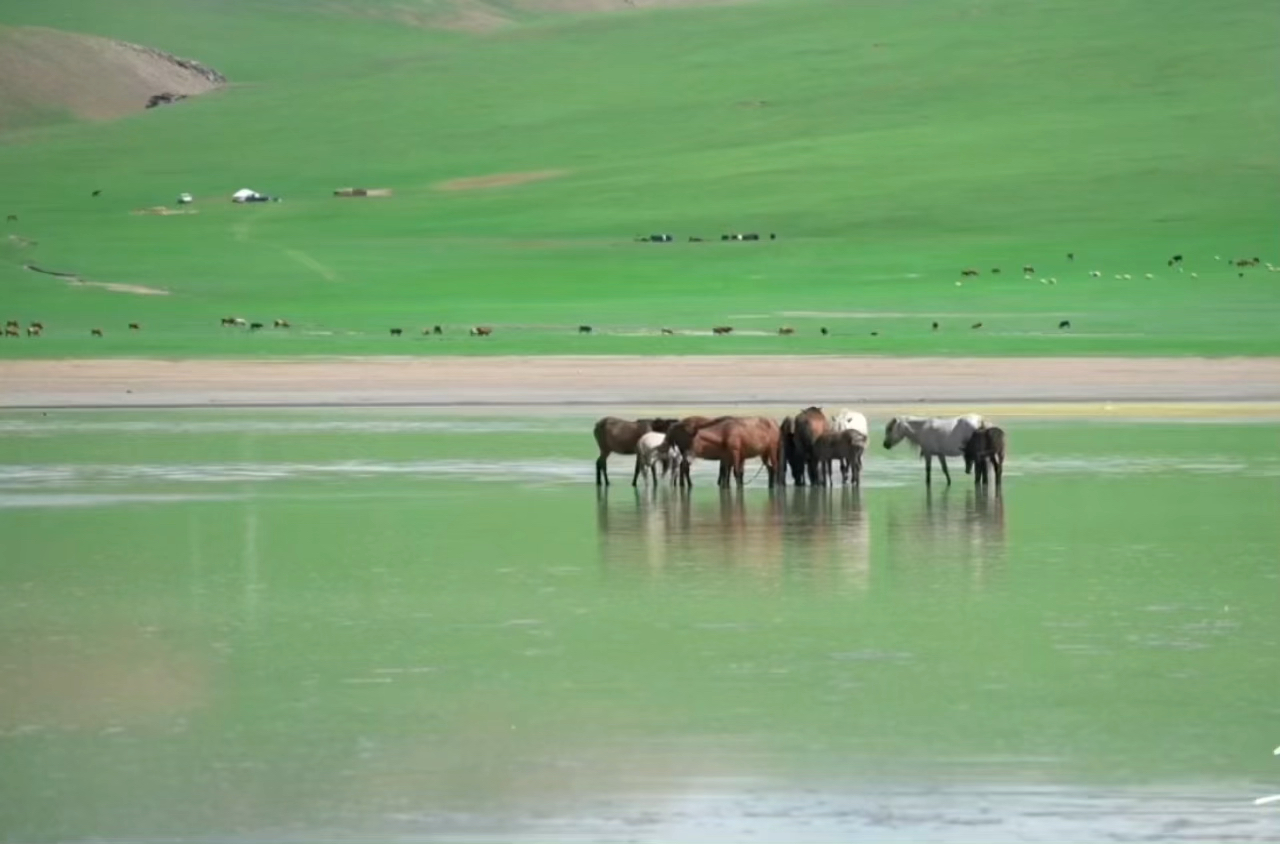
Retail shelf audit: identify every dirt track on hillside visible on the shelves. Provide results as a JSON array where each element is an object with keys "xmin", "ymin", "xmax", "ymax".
[{"xmin": 2, "ymin": 357, "xmax": 1278, "ymax": 409}]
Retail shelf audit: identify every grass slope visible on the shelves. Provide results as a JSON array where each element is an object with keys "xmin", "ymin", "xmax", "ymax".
[{"xmin": 0, "ymin": 0, "xmax": 1277, "ymax": 358}]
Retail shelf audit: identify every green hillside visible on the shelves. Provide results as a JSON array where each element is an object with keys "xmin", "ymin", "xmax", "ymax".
[{"xmin": 1, "ymin": 0, "xmax": 1277, "ymax": 357}]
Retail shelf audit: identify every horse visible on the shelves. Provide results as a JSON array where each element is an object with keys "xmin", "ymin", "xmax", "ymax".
[
  {"xmin": 829, "ymin": 408, "xmax": 869, "ymax": 482},
  {"xmin": 634, "ymin": 431, "xmax": 682, "ymax": 487},
  {"xmin": 963, "ymin": 425, "xmax": 1006, "ymax": 490},
  {"xmin": 470, "ymin": 326, "xmax": 493, "ymax": 336},
  {"xmin": 594, "ymin": 416, "xmax": 678, "ymax": 486},
  {"xmin": 883, "ymin": 414, "xmax": 985, "ymax": 487},
  {"xmin": 664, "ymin": 416, "xmax": 734, "ymax": 487},
  {"xmin": 679, "ymin": 416, "xmax": 780, "ymax": 488},
  {"xmin": 813, "ymin": 429, "xmax": 867, "ymax": 486},
  {"xmin": 781, "ymin": 407, "xmax": 828, "ymax": 485}
]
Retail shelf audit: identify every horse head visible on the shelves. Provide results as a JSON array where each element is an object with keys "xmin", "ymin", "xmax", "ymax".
[{"xmin": 883, "ymin": 417, "xmax": 905, "ymax": 450}]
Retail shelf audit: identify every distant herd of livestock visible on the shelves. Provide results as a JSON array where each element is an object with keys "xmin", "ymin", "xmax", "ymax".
[{"xmin": 594, "ymin": 409, "xmax": 1006, "ymax": 491}]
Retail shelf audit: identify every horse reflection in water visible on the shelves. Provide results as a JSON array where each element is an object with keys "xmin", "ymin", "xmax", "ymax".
[
  {"xmin": 883, "ymin": 490, "xmax": 1007, "ymax": 590},
  {"xmin": 596, "ymin": 486, "xmax": 869, "ymax": 592}
]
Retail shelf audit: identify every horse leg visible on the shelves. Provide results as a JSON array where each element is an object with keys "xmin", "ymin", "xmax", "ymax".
[
  {"xmin": 632, "ymin": 454, "xmax": 643, "ymax": 487},
  {"xmin": 994, "ymin": 454, "xmax": 1003, "ymax": 490},
  {"xmin": 735, "ymin": 453, "xmax": 746, "ymax": 487},
  {"xmin": 939, "ymin": 455, "xmax": 952, "ymax": 487},
  {"xmin": 596, "ymin": 452, "xmax": 609, "ymax": 486},
  {"xmin": 924, "ymin": 454, "xmax": 932, "ymax": 487}
]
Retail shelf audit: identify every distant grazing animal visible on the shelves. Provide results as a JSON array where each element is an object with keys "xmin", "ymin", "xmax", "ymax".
[
  {"xmin": 971, "ymin": 322, "xmax": 983, "ymax": 330},
  {"xmin": 26, "ymin": 326, "xmax": 41, "ymax": 337},
  {"xmin": 649, "ymin": 233, "xmax": 674, "ymax": 243},
  {"xmin": 1171, "ymin": 254, "xmax": 1183, "ymax": 264},
  {"xmin": 870, "ymin": 331, "xmax": 879, "ymax": 337},
  {"xmin": 883, "ymin": 413, "xmax": 985, "ymax": 487},
  {"xmin": 5, "ymin": 215, "xmax": 16, "ymax": 223},
  {"xmin": 432, "ymin": 325, "xmax": 443, "ymax": 335},
  {"xmin": 250, "ymin": 322, "xmax": 264, "ymax": 331},
  {"xmin": 29, "ymin": 322, "xmax": 43, "ymax": 331},
  {"xmin": 961, "ymin": 268, "xmax": 979, "ymax": 277},
  {"xmin": 712, "ymin": 326, "xmax": 733, "ymax": 335},
  {"xmin": 1067, "ymin": 252, "xmax": 1074, "ymax": 261},
  {"xmin": 964, "ymin": 425, "xmax": 1006, "ymax": 490},
  {"xmin": 1239, "ymin": 272, "xmax": 1245, "ymax": 278},
  {"xmin": 770, "ymin": 233, "xmax": 777, "ymax": 240},
  {"xmin": 233, "ymin": 318, "xmax": 247, "ymax": 327},
  {"xmin": 1022, "ymin": 265, "xmax": 1035, "ymax": 274},
  {"xmin": 991, "ymin": 268, "xmax": 1001, "ymax": 274},
  {"xmin": 91, "ymin": 190, "xmax": 101, "ymax": 197},
  {"xmin": 1090, "ymin": 270, "xmax": 1102, "ymax": 277},
  {"xmin": 1235, "ymin": 257, "xmax": 1260, "ymax": 267},
  {"xmin": 389, "ymin": 328, "xmax": 403, "ymax": 336},
  {"xmin": 128, "ymin": 323, "xmax": 140, "ymax": 331},
  {"xmin": 689, "ymin": 236, "xmax": 704, "ymax": 243},
  {"xmin": 220, "ymin": 317, "xmax": 235, "ymax": 327},
  {"xmin": 470, "ymin": 326, "xmax": 493, "ymax": 336},
  {"xmin": 932, "ymin": 321, "xmax": 939, "ymax": 331},
  {"xmin": 274, "ymin": 319, "xmax": 290, "ymax": 328},
  {"xmin": 820, "ymin": 327, "xmax": 829, "ymax": 336},
  {"xmin": 594, "ymin": 416, "xmax": 678, "ymax": 486},
  {"xmin": 778, "ymin": 326, "xmax": 795, "ymax": 335},
  {"xmin": 742, "ymin": 233, "xmax": 760, "ymax": 241},
  {"xmin": 90, "ymin": 328, "xmax": 103, "ymax": 337},
  {"xmin": 4, "ymin": 326, "xmax": 18, "ymax": 337},
  {"xmin": 578, "ymin": 325, "xmax": 592, "ymax": 334},
  {"xmin": 720, "ymin": 234, "xmax": 731, "ymax": 241},
  {"xmin": 661, "ymin": 328, "xmax": 675, "ymax": 335},
  {"xmin": 1059, "ymin": 320, "xmax": 1071, "ymax": 329},
  {"xmin": 633, "ymin": 430, "xmax": 682, "ymax": 486},
  {"xmin": 5, "ymin": 320, "xmax": 17, "ymax": 329}
]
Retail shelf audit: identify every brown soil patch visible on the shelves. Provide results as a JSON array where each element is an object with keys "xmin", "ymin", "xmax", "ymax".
[
  {"xmin": 2, "ymin": 357, "xmax": 1278, "ymax": 408},
  {"xmin": 436, "ymin": 170, "xmax": 567, "ymax": 191},
  {"xmin": 0, "ymin": 25, "xmax": 225, "ymax": 127}
]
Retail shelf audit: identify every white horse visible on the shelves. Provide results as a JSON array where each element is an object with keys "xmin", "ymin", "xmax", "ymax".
[
  {"xmin": 634, "ymin": 431, "xmax": 682, "ymax": 486},
  {"xmin": 883, "ymin": 414, "xmax": 985, "ymax": 487}
]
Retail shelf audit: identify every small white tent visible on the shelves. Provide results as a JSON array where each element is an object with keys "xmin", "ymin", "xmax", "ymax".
[{"xmin": 232, "ymin": 188, "xmax": 262, "ymax": 203}]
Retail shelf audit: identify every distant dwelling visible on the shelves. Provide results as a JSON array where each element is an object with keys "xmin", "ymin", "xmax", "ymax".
[
  {"xmin": 177, "ymin": 192, "xmax": 194, "ymax": 205},
  {"xmin": 232, "ymin": 188, "xmax": 278, "ymax": 203}
]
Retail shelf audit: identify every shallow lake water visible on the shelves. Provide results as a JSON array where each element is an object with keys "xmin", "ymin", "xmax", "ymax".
[{"xmin": 1, "ymin": 410, "xmax": 1279, "ymax": 843}]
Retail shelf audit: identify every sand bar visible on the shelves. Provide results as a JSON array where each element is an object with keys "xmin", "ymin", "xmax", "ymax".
[{"xmin": 2, "ymin": 356, "xmax": 1279, "ymax": 409}]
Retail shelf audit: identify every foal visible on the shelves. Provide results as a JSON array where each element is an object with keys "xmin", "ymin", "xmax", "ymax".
[{"xmin": 963, "ymin": 426, "xmax": 1006, "ymax": 490}]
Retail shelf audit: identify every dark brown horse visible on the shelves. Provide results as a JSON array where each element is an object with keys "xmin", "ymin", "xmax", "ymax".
[
  {"xmin": 813, "ymin": 430, "xmax": 867, "ymax": 486},
  {"xmin": 669, "ymin": 416, "xmax": 781, "ymax": 488},
  {"xmin": 781, "ymin": 407, "xmax": 828, "ymax": 485},
  {"xmin": 963, "ymin": 426, "xmax": 1006, "ymax": 490},
  {"xmin": 594, "ymin": 416, "xmax": 677, "ymax": 486}
]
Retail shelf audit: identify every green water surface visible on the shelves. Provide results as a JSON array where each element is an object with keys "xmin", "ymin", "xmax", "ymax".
[{"xmin": 1, "ymin": 411, "xmax": 1278, "ymax": 842}]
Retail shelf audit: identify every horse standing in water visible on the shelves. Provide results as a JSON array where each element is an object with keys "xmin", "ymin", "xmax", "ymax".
[
  {"xmin": 666, "ymin": 416, "xmax": 781, "ymax": 488},
  {"xmin": 829, "ymin": 408, "xmax": 869, "ymax": 483},
  {"xmin": 883, "ymin": 414, "xmax": 984, "ymax": 487},
  {"xmin": 780, "ymin": 406, "xmax": 828, "ymax": 485},
  {"xmin": 593, "ymin": 417, "xmax": 677, "ymax": 486},
  {"xmin": 813, "ymin": 429, "xmax": 868, "ymax": 485},
  {"xmin": 963, "ymin": 425, "xmax": 1006, "ymax": 491}
]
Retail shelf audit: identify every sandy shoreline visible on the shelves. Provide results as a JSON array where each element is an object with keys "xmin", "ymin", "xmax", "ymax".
[{"xmin": 2, "ymin": 356, "xmax": 1279, "ymax": 409}]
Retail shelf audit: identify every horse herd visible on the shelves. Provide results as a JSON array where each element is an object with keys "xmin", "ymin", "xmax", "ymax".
[{"xmin": 594, "ymin": 410, "xmax": 1007, "ymax": 491}]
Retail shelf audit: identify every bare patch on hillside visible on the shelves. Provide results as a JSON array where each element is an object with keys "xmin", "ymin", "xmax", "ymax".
[
  {"xmin": 0, "ymin": 26, "xmax": 225, "ymax": 127},
  {"xmin": 319, "ymin": 0, "xmax": 743, "ymax": 34},
  {"xmin": 24, "ymin": 263, "xmax": 170, "ymax": 296},
  {"xmin": 435, "ymin": 170, "xmax": 567, "ymax": 191}
]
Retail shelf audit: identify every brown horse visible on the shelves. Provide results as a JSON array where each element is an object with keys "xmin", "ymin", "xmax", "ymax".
[
  {"xmin": 669, "ymin": 416, "xmax": 781, "ymax": 488},
  {"xmin": 781, "ymin": 407, "xmax": 828, "ymax": 485},
  {"xmin": 963, "ymin": 425, "xmax": 1006, "ymax": 490},
  {"xmin": 813, "ymin": 430, "xmax": 867, "ymax": 486},
  {"xmin": 594, "ymin": 416, "xmax": 677, "ymax": 486}
]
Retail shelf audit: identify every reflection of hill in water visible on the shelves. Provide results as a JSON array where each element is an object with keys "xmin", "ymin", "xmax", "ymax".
[{"xmin": 596, "ymin": 488, "xmax": 871, "ymax": 592}]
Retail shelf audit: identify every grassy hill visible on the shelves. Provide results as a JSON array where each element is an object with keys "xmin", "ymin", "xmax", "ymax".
[{"xmin": 1, "ymin": 0, "xmax": 1277, "ymax": 357}]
